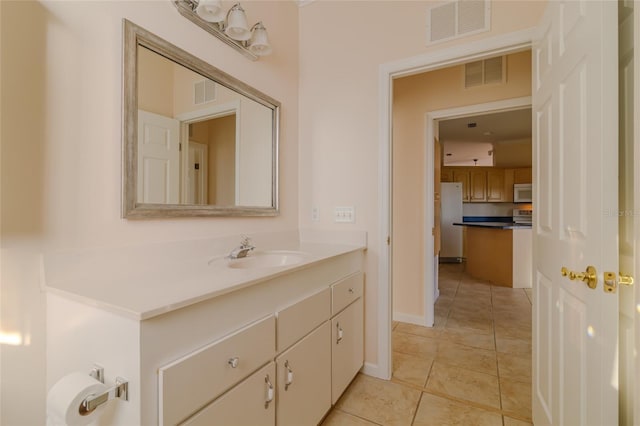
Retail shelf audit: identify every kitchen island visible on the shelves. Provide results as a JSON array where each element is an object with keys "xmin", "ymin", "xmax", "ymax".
[{"xmin": 454, "ymin": 222, "xmax": 532, "ymax": 288}]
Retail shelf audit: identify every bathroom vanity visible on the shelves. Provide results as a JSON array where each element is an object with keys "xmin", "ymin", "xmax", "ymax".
[{"xmin": 44, "ymin": 232, "xmax": 366, "ymax": 425}]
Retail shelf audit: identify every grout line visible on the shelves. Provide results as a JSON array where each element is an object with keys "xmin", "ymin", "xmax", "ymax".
[{"xmin": 409, "ymin": 392, "xmax": 424, "ymax": 426}]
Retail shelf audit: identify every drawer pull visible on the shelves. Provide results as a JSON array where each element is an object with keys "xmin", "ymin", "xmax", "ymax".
[
  {"xmin": 264, "ymin": 374, "xmax": 274, "ymax": 409},
  {"xmin": 348, "ymin": 288, "xmax": 354, "ymax": 294},
  {"xmin": 336, "ymin": 322, "xmax": 344, "ymax": 344},
  {"xmin": 228, "ymin": 357, "xmax": 239, "ymax": 368},
  {"xmin": 284, "ymin": 360, "xmax": 294, "ymax": 391}
]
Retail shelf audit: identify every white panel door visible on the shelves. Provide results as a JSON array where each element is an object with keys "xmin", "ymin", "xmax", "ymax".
[
  {"xmin": 532, "ymin": 1, "xmax": 618, "ymax": 425},
  {"xmin": 137, "ymin": 110, "xmax": 180, "ymax": 204}
]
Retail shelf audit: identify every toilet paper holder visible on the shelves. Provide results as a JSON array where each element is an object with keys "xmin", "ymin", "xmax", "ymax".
[{"xmin": 82, "ymin": 365, "xmax": 129, "ymax": 413}]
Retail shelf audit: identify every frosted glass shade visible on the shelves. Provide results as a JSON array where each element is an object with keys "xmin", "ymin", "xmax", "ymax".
[
  {"xmin": 195, "ymin": 0, "xmax": 225, "ymax": 23},
  {"xmin": 225, "ymin": 4, "xmax": 251, "ymax": 41},
  {"xmin": 248, "ymin": 23, "xmax": 272, "ymax": 56}
]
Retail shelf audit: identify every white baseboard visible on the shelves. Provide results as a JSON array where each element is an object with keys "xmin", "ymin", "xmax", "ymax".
[
  {"xmin": 361, "ymin": 362, "xmax": 389, "ymax": 380},
  {"xmin": 393, "ymin": 312, "xmax": 428, "ymax": 326}
]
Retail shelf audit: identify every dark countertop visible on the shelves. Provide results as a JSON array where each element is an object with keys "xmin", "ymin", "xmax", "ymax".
[{"xmin": 453, "ymin": 222, "xmax": 532, "ymax": 230}]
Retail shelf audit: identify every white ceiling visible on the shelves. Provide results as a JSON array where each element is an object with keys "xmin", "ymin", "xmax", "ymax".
[{"xmin": 439, "ymin": 108, "xmax": 532, "ymax": 167}]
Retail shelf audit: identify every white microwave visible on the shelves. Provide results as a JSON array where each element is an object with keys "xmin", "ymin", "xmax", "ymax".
[{"xmin": 513, "ymin": 184, "xmax": 532, "ymax": 203}]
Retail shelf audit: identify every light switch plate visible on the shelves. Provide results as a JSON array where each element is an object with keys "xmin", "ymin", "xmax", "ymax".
[{"xmin": 334, "ymin": 206, "xmax": 355, "ymax": 223}]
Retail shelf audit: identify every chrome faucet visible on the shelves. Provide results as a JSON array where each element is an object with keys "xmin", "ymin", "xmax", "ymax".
[{"xmin": 228, "ymin": 236, "xmax": 255, "ymax": 259}]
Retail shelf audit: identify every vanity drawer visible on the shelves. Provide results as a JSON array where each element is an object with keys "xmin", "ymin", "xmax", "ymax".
[
  {"xmin": 277, "ymin": 288, "xmax": 330, "ymax": 352},
  {"xmin": 332, "ymin": 273, "xmax": 363, "ymax": 315},
  {"xmin": 159, "ymin": 315, "xmax": 276, "ymax": 426}
]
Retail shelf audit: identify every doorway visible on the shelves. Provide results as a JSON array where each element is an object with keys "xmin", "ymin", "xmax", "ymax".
[{"xmin": 376, "ymin": 29, "xmax": 536, "ymax": 381}]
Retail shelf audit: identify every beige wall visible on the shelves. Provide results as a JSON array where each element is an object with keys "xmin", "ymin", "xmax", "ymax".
[
  {"xmin": 0, "ymin": 1, "xmax": 298, "ymax": 424},
  {"xmin": 299, "ymin": 1, "xmax": 545, "ymax": 366},
  {"xmin": 392, "ymin": 51, "xmax": 532, "ymax": 318},
  {"xmin": 138, "ymin": 46, "xmax": 174, "ymax": 117}
]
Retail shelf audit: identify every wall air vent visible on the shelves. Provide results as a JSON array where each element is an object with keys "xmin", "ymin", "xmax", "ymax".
[
  {"xmin": 194, "ymin": 79, "xmax": 216, "ymax": 105},
  {"xmin": 464, "ymin": 56, "xmax": 505, "ymax": 88},
  {"xmin": 426, "ymin": 0, "xmax": 491, "ymax": 45}
]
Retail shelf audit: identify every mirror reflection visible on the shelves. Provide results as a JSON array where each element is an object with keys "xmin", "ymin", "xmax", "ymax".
[{"xmin": 137, "ymin": 45, "xmax": 273, "ymax": 207}]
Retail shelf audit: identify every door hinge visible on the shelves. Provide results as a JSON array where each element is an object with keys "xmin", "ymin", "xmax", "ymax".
[
  {"xmin": 179, "ymin": 142, "xmax": 182, "ymax": 152},
  {"xmin": 386, "ymin": 236, "xmax": 391, "ymax": 245}
]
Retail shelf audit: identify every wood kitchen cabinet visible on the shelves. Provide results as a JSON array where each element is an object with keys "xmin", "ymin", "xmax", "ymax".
[
  {"xmin": 441, "ymin": 168, "xmax": 453, "ymax": 182},
  {"xmin": 442, "ymin": 166, "xmax": 525, "ymax": 203},
  {"xmin": 514, "ymin": 168, "xmax": 532, "ymax": 184},
  {"xmin": 469, "ymin": 169, "xmax": 487, "ymax": 202},
  {"xmin": 452, "ymin": 169, "xmax": 471, "ymax": 201},
  {"xmin": 486, "ymin": 169, "xmax": 505, "ymax": 202}
]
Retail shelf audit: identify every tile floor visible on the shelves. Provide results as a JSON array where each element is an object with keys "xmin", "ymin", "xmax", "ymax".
[{"xmin": 322, "ymin": 263, "xmax": 533, "ymax": 426}]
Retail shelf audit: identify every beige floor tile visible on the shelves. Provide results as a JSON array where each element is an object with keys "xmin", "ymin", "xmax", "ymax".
[
  {"xmin": 321, "ymin": 409, "xmax": 381, "ymax": 425},
  {"xmin": 497, "ymin": 352, "xmax": 532, "ymax": 382},
  {"xmin": 395, "ymin": 322, "xmax": 443, "ymax": 339},
  {"xmin": 434, "ymin": 313, "xmax": 448, "ymax": 328},
  {"xmin": 495, "ymin": 324, "xmax": 532, "ymax": 341},
  {"xmin": 440, "ymin": 327, "xmax": 496, "ymax": 350},
  {"xmin": 436, "ymin": 341, "xmax": 498, "ymax": 375},
  {"xmin": 335, "ymin": 374, "xmax": 421, "ymax": 426},
  {"xmin": 503, "ymin": 416, "xmax": 533, "ymax": 426},
  {"xmin": 445, "ymin": 316, "xmax": 494, "ymax": 335},
  {"xmin": 392, "ymin": 331, "xmax": 439, "ymax": 357},
  {"xmin": 413, "ymin": 393, "xmax": 503, "ymax": 426},
  {"xmin": 435, "ymin": 295, "xmax": 455, "ymax": 308},
  {"xmin": 425, "ymin": 361, "xmax": 501, "ymax": 409},
  {"xmin": 435, "ymin": 305, "xmax": 452, "ymax": 318},
  {"xmin": 500, "ymin": 378, "xmax": 532, "ymax": 421},
  {"xmin": 496, "ymin": 335, "xmax": 532, "ymax": 355},
  {"xmin": 392, "ymin": 351, "xmax": 433, "ymax": 387}
]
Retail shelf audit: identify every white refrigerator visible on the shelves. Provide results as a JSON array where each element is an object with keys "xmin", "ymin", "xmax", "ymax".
[{"xmin": 440, "ymin": 182, "xmax": 463, "ymax": 262}]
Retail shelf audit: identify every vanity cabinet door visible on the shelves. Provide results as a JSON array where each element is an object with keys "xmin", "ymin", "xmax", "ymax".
[
  {"xmin": 276, "ymin": 321, "xmax": 331, "ymax": 426},
  {"xmin": 180, "ymin": 362, "xmax": 276, "ymax": 426},
  {"xmin": 331, "ymin": 298, "xmax": 364, "ymax": 404},
  {"xmin": 159, "ymin": 316, "xmax": 275, "ymax": 425}
]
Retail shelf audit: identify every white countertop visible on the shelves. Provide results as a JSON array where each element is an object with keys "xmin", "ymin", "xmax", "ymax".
[{"xmin": 43, "ymin": 232, "xmax": 366, "ymax": 321}]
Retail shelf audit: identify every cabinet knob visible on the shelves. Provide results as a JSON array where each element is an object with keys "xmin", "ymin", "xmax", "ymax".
[
  {"xmin": 228, "ymin": 357, "xmax": 239, "ymax": 368},
  {"xmin": 348, "ymin": 288, "xmax": 354, "ymax": 294}
]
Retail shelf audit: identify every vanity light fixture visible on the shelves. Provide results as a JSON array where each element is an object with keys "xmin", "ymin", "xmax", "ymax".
[{"xmin": 172, "ymin": 0, "xmax": 272, "ymax": 61}]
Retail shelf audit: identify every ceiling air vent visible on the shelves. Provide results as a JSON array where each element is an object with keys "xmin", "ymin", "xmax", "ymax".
[
  {"xmin": 465, "ymin": 56, "xmax": 505, "ymax": 88},
  {"xmin": 194, "ymin": 79, "xmax": 216, "ymax": 105},
  {"xmin": 426, "ymin": 0, "xmax": 491, "ymax": 45}
]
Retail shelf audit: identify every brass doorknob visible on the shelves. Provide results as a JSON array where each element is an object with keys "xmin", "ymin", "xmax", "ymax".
[{"xmin": 561, "ymin": 265, "xmax": 597, "ymax": 289}]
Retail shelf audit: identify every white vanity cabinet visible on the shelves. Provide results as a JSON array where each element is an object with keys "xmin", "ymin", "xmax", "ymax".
[
  {"xmin": 159, "ymin": 316, "xmax": 276, "ymax": 425},
  {"xmin": 276, "ymin": 321, "xmax": 331, "ymax": 426},
  {"xmin": 181, "ymin": 362, "xmax": 276, "ymax": 426},
  {"xmin": 45, "ymin": 240, "xmax": 366, "ymax": 426},
  {"xmin": 330, "ymin": 275, "xmax": 364, "ymax": 404}
]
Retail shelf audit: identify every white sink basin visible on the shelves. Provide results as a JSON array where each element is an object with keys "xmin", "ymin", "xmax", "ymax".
[{"xmin": 220, "ymin": 250, "xmax": 310, "ymax": 269}]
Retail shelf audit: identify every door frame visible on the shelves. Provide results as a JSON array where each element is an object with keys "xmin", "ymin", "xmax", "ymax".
[
  {"xmin": 426, "ymin": 97, "xmax": 532, "ymax": 305},
  {"xmin": 373, "ymin": 28, "xmax": 535, "ymax": 380}
]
